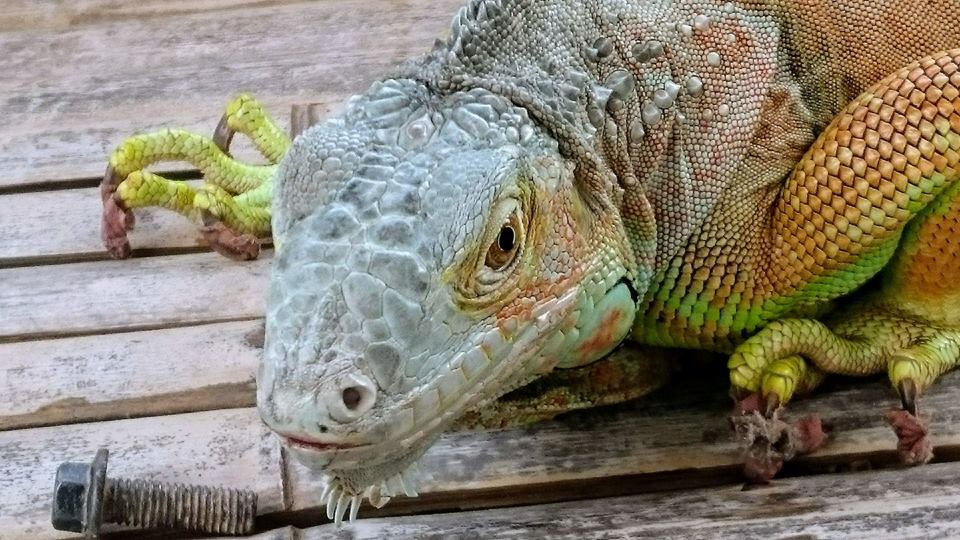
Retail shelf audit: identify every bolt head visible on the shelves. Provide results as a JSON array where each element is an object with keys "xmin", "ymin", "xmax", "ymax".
[
  {"xmin": 51, "ymin": 449, "xmax": 108, "ymax": 537},
  {"xmin": 52, "ymin": 462, "xmax": 89, "ymax": 533}
]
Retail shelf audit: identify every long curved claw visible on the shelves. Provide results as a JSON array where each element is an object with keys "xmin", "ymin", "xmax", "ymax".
[
  {"xmin": 199, "ymin": 212, "xmax": 260, "ymax": 261},
  {"xmin": 760, "ymin": 392, "xmax": 781, "ymax": 419},
  {"xmin": 100, "ymin": 165, "xmax": 135, "ymax": 259},
  {"xmin": 213, "ymin": 115, "xmax": 236, "ymax": 156},
  {"xmin": 898, "ymin": 378, "xmax": 919, "ymax": 416}
]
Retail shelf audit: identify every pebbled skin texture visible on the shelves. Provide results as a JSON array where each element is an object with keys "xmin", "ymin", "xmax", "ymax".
[{"xmin": 101, "ymin": 0, "xmax": 960, "ymax": 523}]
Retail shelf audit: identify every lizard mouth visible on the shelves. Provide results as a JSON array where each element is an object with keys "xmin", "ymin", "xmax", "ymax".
[{"xmin": 284, "ymin": 437, "xmax": 368, "ymax": 453}]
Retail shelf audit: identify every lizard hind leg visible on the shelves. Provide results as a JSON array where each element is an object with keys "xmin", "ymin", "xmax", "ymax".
[{"xmin": 101, "ymin": 95, "xmax": 285, "ymax": 260}]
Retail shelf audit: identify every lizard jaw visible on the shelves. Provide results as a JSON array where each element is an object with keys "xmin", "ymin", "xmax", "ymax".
[
  {"xmin": 277, "ymin": 288, "xmax": 583, "ymax": 525},
  {"xmin": 284, "ymin": 430, "xmax": 435, "ymax": 526}
]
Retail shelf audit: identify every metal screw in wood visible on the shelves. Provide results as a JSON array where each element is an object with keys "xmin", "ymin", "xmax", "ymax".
[{"xmin": 51, "ymin": 448, "xmax": 257, "ymax": 537}]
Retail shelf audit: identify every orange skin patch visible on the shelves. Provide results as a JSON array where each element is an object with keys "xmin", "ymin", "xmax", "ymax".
[
  {"xmin": 895, "ymin": 206, "xmax": 960, "ymax": 298},
  {"xmin": 573, "ymin": 308, "xmax": 627, "ymax": 365},
  {"xmin": 493, "ymin": 184, "xmax": 590, "ymax": 325}
]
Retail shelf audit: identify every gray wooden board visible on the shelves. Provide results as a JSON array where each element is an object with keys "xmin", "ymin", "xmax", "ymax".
[
  {"xmin": 282, "ymin": 368, "xmax": 960, "ymax": 518},
  {"xmin": 240, "ymin": 461, "xmax": 960, "ymax": 539},
  {"xmin": 0, "ymin": 0, "xmax": 459, "ymax": 189},
  {"xmin": 0, "ymin": 408, "xmax": 281, "ymax": 540},
  {"xmin": 0, "ymin": 320, "xmax": 262, "ymax": 430},
  {"xmin": 0, "ymin": 188, "xmax": 210, "ymax": 266},
  {"xmin": 0, "ymin": 251, "xmax": 271, "ymax": 342},
  {"xmin": 7, "ymin": 363, "xmax": 960, "ymax": 538}
]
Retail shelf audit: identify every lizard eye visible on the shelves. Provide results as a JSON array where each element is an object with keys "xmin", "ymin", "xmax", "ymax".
[{"xmin": 485, "ymin": 212, "xmax": 522, "ymax": 271}]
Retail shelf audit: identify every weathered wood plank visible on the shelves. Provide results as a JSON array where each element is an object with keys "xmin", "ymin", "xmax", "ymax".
[
  {"xmin": 0, "ymin": 320, "xmax": 263, "ymax": 430},
  {"xmin": 0, "ymin": 187, "xmax": 210, "ymax": 266},
  {"xmin": 0, "ymin": 0, "xmax": 458, "ymax": 189},
  {"xmin": 0, "ymin": 0, "xmax": 308, "ymax": 32},
  {"xmin": 261, "ymin": 462, "xmax": 960, "ymax": 539},
  {"xmin": 5, "ymin": 355, "xmax": 960, "ymax": 537},
  {"xmin": 0, "ymin": 408, "xmax": 281, "ymax": 540},
  {"xmin": 284, "ymin": 368, "xmax": 960, "ymax": 518},
  {"xmin": 245, "ymin": 528, "xmax": 295, "ymax": 540},
  {"xmin": 0, "ymin": 251, "xmax": 270, "ymax": 342}
]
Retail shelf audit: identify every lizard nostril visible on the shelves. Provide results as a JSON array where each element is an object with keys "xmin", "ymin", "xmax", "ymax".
[
  {"xmin": 326, "ymin": 373, "xmax": 378, "ymax": 423},
  {"xmin": 342, "ymin": 387, "xmax": 363, "ymax": 410}
]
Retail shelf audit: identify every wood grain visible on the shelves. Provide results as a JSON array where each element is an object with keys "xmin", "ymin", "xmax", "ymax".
[
  {"xmin": 0, "ymin": 0, "xmax": 459, "ymax": 189},
  {"xmin": 0, "ymin": 251, "xmax": 271, "ymax": 342},
  {"xmin": 0, "ymin": 320, "xmax": 263, "ymax": 430},
  {"xmin": 0, "ymin": 187, "xmax": 212, "ymax": 266},
  {"xmin": 5, "ymin": 357, "xmax": 960, "ymax": 538},
  {"xmin": 0, "ymin": 408, "xmax": 281, "ymax": 540},
  {"xmin": 283, "ymin": 368, "xmax": 960, "ymax": 518},
  {"xmin": 0, "ymin": 1, "xmax": 312, "ymax": 32},
  {"xmin": 249, "ymin": 462, "xmax": 960, "ymax": 539}
]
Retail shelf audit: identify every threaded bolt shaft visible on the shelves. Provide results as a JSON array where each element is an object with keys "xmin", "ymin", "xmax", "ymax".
[
  {"xmin": 103, "ymin": 478, "xmax": 257, "ymax": 535},
  {"xmin": 52, "ymin": 448, "xmax": 257, "ymax": 537}
]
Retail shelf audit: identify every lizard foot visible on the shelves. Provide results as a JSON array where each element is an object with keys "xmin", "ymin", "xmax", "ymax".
[
  {"xmin": 731, "ymin": 393, "xmax": 826, "ymax": 483},
  {"xmin": 728, "ymin": 349, "xmax": 827, "ymax": 482},
  {"xmin": 100, "ymin": 94, "xmax": 288, "ymax": 258},
  {"xmin": 884, "ymin": 337, "xmax": 960, "ymax": 466}
]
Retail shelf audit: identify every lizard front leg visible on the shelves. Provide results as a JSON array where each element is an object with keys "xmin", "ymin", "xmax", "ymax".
[
  {"xmin": 729, "ymin": 49, "xmax": 960, "ymax": 480},
  {"xmin": 101, "ymin": 94, "xmax": 288, "ymax": 260}
]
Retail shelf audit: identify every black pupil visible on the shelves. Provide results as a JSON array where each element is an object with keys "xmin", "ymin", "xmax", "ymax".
[{"xmin": 498, "ymin": 226, "xmax": 516, "ymax": 252}]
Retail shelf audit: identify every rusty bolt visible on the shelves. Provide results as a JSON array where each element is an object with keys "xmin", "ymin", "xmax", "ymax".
[{"xmin": 52, "ymin": 448, "xmax": 257, "ymax": 537}]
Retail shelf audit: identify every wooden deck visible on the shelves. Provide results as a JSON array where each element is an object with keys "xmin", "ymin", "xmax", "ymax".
[{"xmin": 4, "ymin": 2, "xmax": 960, "ymax": 538}]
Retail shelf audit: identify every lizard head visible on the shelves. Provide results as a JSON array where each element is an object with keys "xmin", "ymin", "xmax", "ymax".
[{"xmin": 257, "ymin": 79, "xmax": 641, "ymax": 522}]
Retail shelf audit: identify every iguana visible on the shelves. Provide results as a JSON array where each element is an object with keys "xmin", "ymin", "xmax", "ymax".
[{"xmin": 100, "ymin": 0, "xmax": 960, "ymax": 525}]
